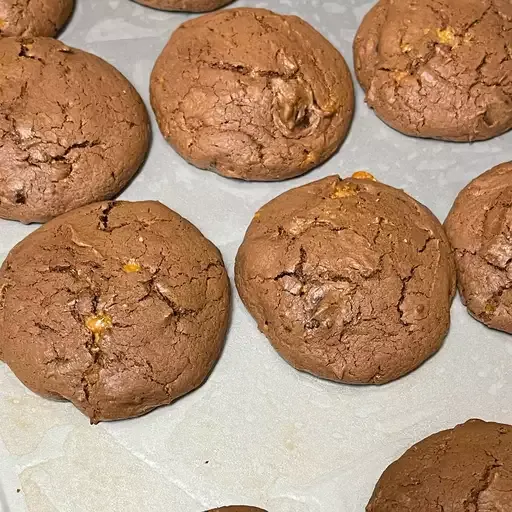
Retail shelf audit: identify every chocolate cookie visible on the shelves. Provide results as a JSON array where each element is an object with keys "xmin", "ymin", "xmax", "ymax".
[
  {"xmin": 354, "ymin": 0, "xmax": 512, "ymax": 141},
  {"xmin": 150, "ymin": 8, "xmax": 354, "ymax": 181},
  {"xmin": 445, "ymin": 162, "xmax": 512, "ymax": 332},
  {"xmin": 0, "ymin": 0, "xmax": 73, "ymax": 37},
  {"xmin": 0, "ymin": 201, "xmax": 230, "ymax": 422},
  {"xmin": 367, "ymin": 419, "xmax": 512, "ymax": 511},
  {"xmin": 235, "ymin": 173, "xmax": 455, "ymax": 384},
  {"xmin": 0, "ymin": 37, "xmax": 150, "ymax": 224},
  {"xmin": 133, "ymin": 0, "xmax": 233, "ymax": 13},
  {"xmin": 207, "ymin": 508, "xmax": 267, "ymax": 511}
]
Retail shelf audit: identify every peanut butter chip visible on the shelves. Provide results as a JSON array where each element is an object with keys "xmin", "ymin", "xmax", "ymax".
[
  {"xmin": 485, "ymin": 304, "xmax": 496, "ymax": 314},
  {"xmin": 352, "ymin": 171, "xmax": 377, "ymax": 181},
  {"xmin": 437, "ymin": 26, "xmax": 455, "ymax": 45},
  {"xmin": 0, "ymin": 19, "xmax": 5, "ymax": 28},
  {"xmin": 303, "ymin": 151, "xmax": 319, "ymax": 166},
  {"xmin": 123, "ymin": 260, "xmax": 142, "ymax": 273},
  {"xmin": 392, "ymin": 71, "xmax": 409, "ymax": 82},
  {"xmin": 85, "ymin": 314, "xmax": 112, "ymax": 339},
  {"xmin": 331, "ymin": 183, "xmax": 358, "ymax": 198}
]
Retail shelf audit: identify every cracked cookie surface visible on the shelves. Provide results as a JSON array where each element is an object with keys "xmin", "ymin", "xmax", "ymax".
[
  {"xmin": 445, "ymin": 161, "xmax": 512, "ymax": 333},
  {"xmin": 0, "ymin": 0, "xmax": 73, "ymax": 37},
  {"xmin": 0, "ymin": 200, "xmax": 230, "ymax": 422},
  {"xmin": 150, "ymin": 8, "xmax": 354, "ymax": 181},
  {"xmin": 235, "ymin": 175, "xmax": 455, "ymax": 384},
  {"xmin": 354, "ymin": 0, "xmax": 512, "ymax": 141},
  {"xmin": 133, "ymin": 0, "xmax": 233, "ymax": 13},
  {"xmin": 0, "ymin": 37, "xmax": 150, "ymax": 223},
  {"xmin": 367, "ymin": 419, "xmax": 512, "ymax": 511}
]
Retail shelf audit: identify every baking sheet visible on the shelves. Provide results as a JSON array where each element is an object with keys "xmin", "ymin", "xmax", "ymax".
[{"xmin": 1, "ymin": 0, "xmax": 512, "ymax": 510}]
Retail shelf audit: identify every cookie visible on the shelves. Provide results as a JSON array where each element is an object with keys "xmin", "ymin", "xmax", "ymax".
[
  {"xmin": 133, "ymin": 0, "xmax": 233, "ymax": 13},
  {"xmin": 0, "ymin": 0, "xmax": 74, "ymax": 37},
  {"xmin": 235, "ymin": 173, "xmax": 455, "ymax": 384},
  {"xmin": 150, "ymin": 8, "xmax": 354, "ymax": 181},
  {"xmin": 207, "ymin": 508, "xmax": 267, "ymax": 511},
  {"xmin": 354, "ymin": 0, "xmax": 512, "ymax": 141},
  {"xmin": 444, "ymin": 162, "xmax": 512, "ymax": 332},
  {"xmin": 0, "ymin": 200, "xmax": 230, "ymax": 422},
  {"xmin": 0, "ymin": 37, "xmax": 150, "ymax": 223},
  {"xmin": 367, "ymin": 419, "xmax": 512, "ymax": 511}
]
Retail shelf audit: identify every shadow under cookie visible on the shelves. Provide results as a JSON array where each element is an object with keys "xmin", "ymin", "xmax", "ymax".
[{"xmin": 131, "ymin": 0, "xmax": 234, "ymax": 12}]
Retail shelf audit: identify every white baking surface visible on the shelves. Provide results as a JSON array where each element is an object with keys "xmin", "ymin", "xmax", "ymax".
[{"xmin": 1, "ymin": 0, "xmax": 511, "ymax": 511}]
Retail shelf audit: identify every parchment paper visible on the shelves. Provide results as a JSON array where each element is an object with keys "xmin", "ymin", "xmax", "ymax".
[{"xmin": 1, "ymin": 1, "xmax": 511, "ymax": 510}]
